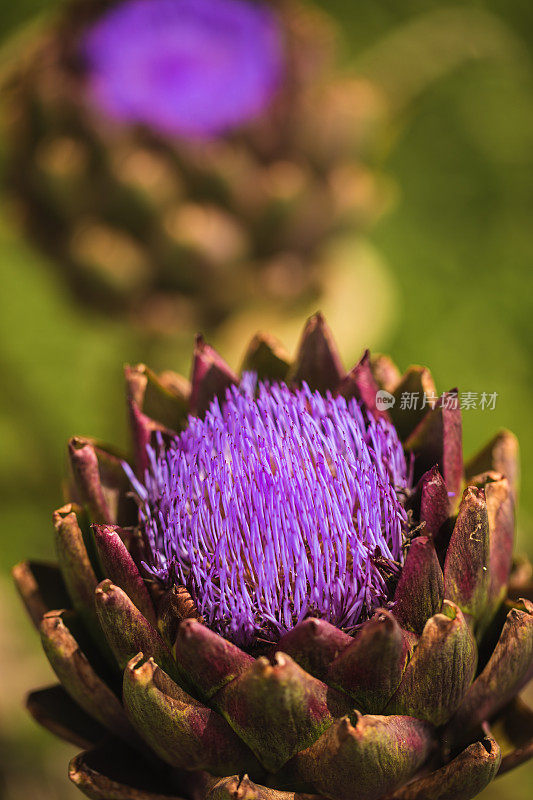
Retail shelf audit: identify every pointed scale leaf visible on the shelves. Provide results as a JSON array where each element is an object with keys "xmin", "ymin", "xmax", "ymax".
[
  {"xmin": 327, "ymin": 610, "xmax": 412, "ymax": 713},
  {"xmin": 214, "ymin": 651, "xmax": 352, "ymax": 773},
  {"xmin": 93, "ymin": 525, "xmax": 157, "ymax": 627},
  {"xmin": 68, "ymin": 437, "xmax": 128, "ymax": 524},
  {"xmin": 287, "ymin": 713, "xmax": 434, "ymax": 800},
  {"xmin": 484, "ymin": 475, "xmax": 515, "ymax": 609},
  {"xmin": 40, "ymin": 610, "xmax": 136, "ymax": 742},
  {"xmin": 465, "ymin": 429, "xmax": 519, "ymax": 499},
  {"xmin": 125, "ymin": 363, "xmax": 189, "ymax": 432},
  {"xmin": 391, "ymin": 366, "xmax": 437, "ymax": 441},
  {"xmin": 205, "ymin": 774, "xmax": 322, "ymax": 800},
  {"xmin": 241, "ymin": 333, "xmax": 291, "ymax": 382},
  {"xmin": 338, "ymin": 349, "xmax": 388, "ymax": 421},
  {"xmin": 157, "ymin": 585, "xmax": 202, "ymax": 649},
  {"xmin": 443, "ymin": 487, "xmax": 490, "ymax": 630},
  {"xmin": 94, "ymin": 580, "xmax": 182, "ymax": 686},
  {"xmin": 447, "ymin": 598, "xmax": 533, "ymax": 743},
  {"xmin": 384, "ymin": 601, "xmax": 477, "ymax": 726},
  {"xmin": 370, "ymin": 353, "xmax": 401, "ymax": 393},
  {"xmin": 276, "ymin": 618, "xmax": 352, "ymax": 682},
  {"xmin": 123, "ymin": 655, "xmax": 260, "ymax": 776},
  {"xmin": 175, "ymin": 618, "xmax": 254, "ymax": 700},
  {"xmin": 386, "ymin": 736, "xmax": 501, "ymax": 800},
  {"xmin": 416, "ymin": 465, "xmax": 451, "ymax": 544},
  {"xmin": 467, "ymin": 473, "xmax": 515, "ymax": 616},
  {"xmin": 53, "ymin": 504, "xmax": 101, "ymax": 641},
  {"xmin": 393, "ymin": 537, "xmax": 444, "ymax": 635},
  {"xmin": 127, "ymin": 397, "xmax": 173, "ymax": 477},
  {"xmin": 405, "ymin": 391, "xmax": 463, "ymax": 506},
  {"xmin": 190, "ymin": 335, "xmax": 238, "ymax": 417},
  {"xmin": 204, "ymin": 774, "xmax": 260, "ymax": 800},
  {"xmin": 289, "ymin": 312, "xmax": 344, "ymax": 393}
]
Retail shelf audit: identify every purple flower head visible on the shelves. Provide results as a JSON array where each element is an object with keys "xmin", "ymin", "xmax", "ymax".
[
  {"xmin": 126, "ymin": 376, "xmax": 409, "ymax": 647},
  {"xmin": 80, "ymin": 0, "xmax": 284, "ymax": 139}
]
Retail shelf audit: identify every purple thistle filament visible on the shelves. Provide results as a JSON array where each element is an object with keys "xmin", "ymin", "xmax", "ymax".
[
  {"xmin": 80, "ymin": 0, "xmax": 284, "ymax": 138},
  {"xmin": 126, "ymin": 377, "xmax": 409, "ymax": 647}
]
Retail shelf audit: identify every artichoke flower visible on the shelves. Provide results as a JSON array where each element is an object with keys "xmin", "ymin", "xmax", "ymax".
[
  {"xmin": 13, "ymin": 314, "xmax": 533, "ymax": 800},
  {"xmin": 2, "ymin": 0, "xmax": 385, "ymax": 333}
]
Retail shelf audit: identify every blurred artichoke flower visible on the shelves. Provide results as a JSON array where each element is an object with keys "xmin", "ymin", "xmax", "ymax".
[
  {"xmin": 2, "ymin": 0, "xmax": 387, "ymax": 336},
  {"xmin": 13, "ymin": 314, "xmax": 533, "ymax": 800}
]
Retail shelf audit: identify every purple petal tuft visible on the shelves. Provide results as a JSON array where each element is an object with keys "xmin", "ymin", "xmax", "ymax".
[{"xmin": 126, "ymin": 376, "xmax": 409, "ymax": 646}]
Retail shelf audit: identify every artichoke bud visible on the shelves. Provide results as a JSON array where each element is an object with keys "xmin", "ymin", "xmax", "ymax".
[
  {"xmin": 3, "ymin": 0, "xmax": 388, "ymax": 336},
  {"xmin": 12, "ymin": 315, "xmax": 532, "ymax": 800}
]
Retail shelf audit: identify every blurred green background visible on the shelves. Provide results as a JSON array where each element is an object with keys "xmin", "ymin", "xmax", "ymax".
[{"xmin": 1, "ymin": 1, "xmax": 533, "ymax": 798}]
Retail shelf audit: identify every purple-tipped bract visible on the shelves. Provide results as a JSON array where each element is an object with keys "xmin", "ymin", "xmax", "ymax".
[{"xmin": 126, "ymin": 376, "xmax": 409, "ymax": 646}]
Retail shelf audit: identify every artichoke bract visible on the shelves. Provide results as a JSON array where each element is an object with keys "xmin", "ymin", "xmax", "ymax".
[
  {"xmin": 3, "ymin": 0, "xmax": 385, "ymax": 332},
  {"xmin": 13, "ymin": 314, "xmax": 533, "ymax": 800}
]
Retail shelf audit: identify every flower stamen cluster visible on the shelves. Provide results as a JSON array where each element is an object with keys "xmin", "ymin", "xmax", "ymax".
[{"xmin": 127, "ymin": 377, "xmax": 409, "ymax": 646}]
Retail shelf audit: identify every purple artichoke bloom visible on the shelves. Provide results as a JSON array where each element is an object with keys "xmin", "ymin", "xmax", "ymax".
[
  {"xmin": 125, "ymin": 376, "xmax": 409, "ymax": 646},
  {"xmin": 12, "ymin": 316, "xmax": 533, "ymax": 800},
  {"xmin": 80, "ymin": 0, "xmax": 284, "ymax": 138},
  {"xmin": 5, "ymin": 0, "xmax": 385, "ymax": 331}
]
